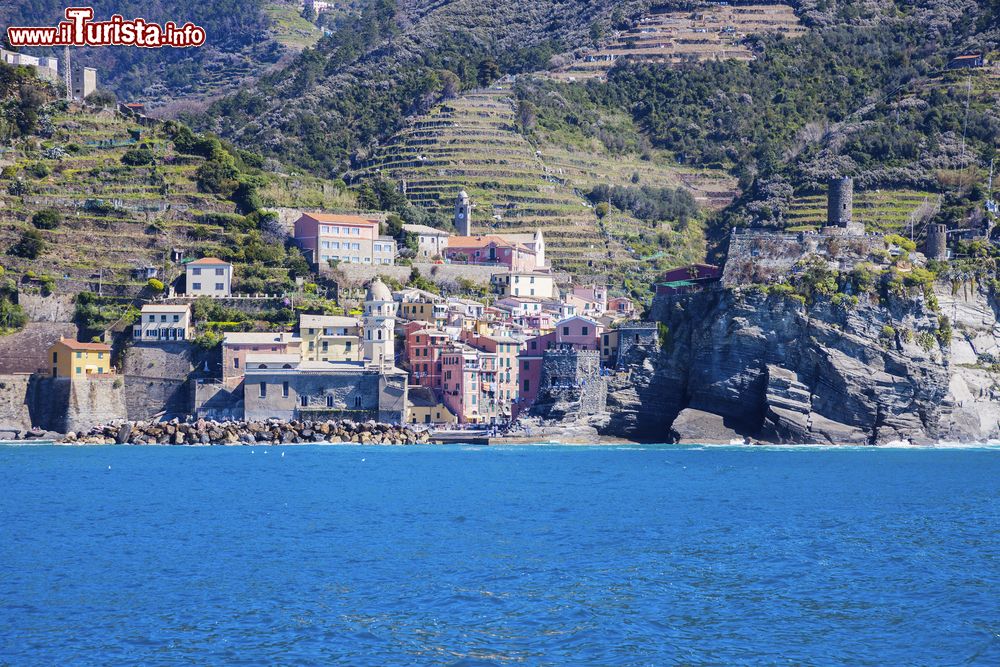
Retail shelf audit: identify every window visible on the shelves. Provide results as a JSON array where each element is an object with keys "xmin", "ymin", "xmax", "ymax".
[
  {"xmin": 215, "ymin": 268, "xmax": 224, "ymax": 276},
  {"xmin": 582, "ymin": 326, "xmax": 589, "ymax": 336},
  {"xmin": 173, "ymin": 315, "xmax": 179, "ymax": 322},
  {"xmin": 563, "ymin": 327, "xmax": 570, "ymax": 335},
  {"xmin": 234, "ymin": 357, "xmax": 239, "ymax": 369},
  {"xmin": 282, "ymin": 381, "xmax": 289, "ymax": 398},
  {"xmin": 321, "ymin": 341, "xmax": 328, "ymax": 352},
  {"xmin": 192, "ymin": 282, "xmax": 201, "ymax": 290},
  {"xmin": 300, "ymin": 395, "xmax": 308, "ymax": 407},
  {"xmin": 215, "ymin": 283, "xmax": 224, "ymax": 291},
  {"xmin": 76, "ymin": 367, "xmax": 82, "ymax": 374},
  {"xmin": 326, "ymin": 395, "xmax": 334, "ymax": 408},
  {"xmin": 98, "ymin": 352, "xmax": 104, "ymax": 360},
  {"xmin": 259, "ymin": 382, "xmax": 266, "ymax": 398},
  {"xmin": 345, "ymin": 341, "xmax": 352, "ymax": 352},
  {"xmin": 192, "ymin": 268, "xmax": 201, "ymax": 275},
  {"xmin": 160, "ymin": 315, "xmax": 167, "ymax": 322},
  {"xmin": 523, "ymin": 379, "xmax": 530, "ymax": 392},
  {"xmin": 354, "ymin": 396, "xmax": 362, "ymax": 408},
  {"xmin": 52, "ymin": 352, "xmax": 57, "ymax": 363}
]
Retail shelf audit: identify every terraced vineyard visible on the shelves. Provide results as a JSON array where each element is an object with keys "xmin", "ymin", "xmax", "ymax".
[
  {"xmin": 356, "ymin": 84, "xmax": 729, "ymax": 283},
  {"xmin": 552, "ymin": 3, "xmax": 806, "ymax": 81},
  {"xmin": 784, "ymin": 189, "xmax": 939, "ymax": 234},
  {"xmin": 0, "ymin": 108, "xmax": 343, "ymax": 297},
  {"xmin": 356, "ymin": 86, "xmax": 633, "ymax": 279}
]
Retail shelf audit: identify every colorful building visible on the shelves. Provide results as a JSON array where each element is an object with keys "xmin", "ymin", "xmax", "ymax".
[
  {"xmin": 445, "ymin": 235, "xmax": 538, "ymax": 272},
  {"xmin": 406, "ymin": 386, "xmax": 457, "ymax": 425},
  {"xmin": 402, "ymin": 223, "xmax": 449, "ymax": 259},
  {"xmin": 298, "ymin": 314, "xmax": 362, "ymax": 363},
  {"xmin": 655, "ymin": 264, "xmax": 722, "ymax": 296},
  {"xmin": 294, "ymin": 212, "xmax": 396, "ymax": 268},
  {"xmin": 48, "ymin": 338, "xmax": 113, "ymax": 377},
  {"xmin": 405, "ymin": 327, "xmax": 451, "ymax": 391}
]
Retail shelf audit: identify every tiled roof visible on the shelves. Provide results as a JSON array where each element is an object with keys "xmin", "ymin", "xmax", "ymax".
[
  {"xmin": 301, "ymin": 212, "xmax": 381, "ymax": 225},
  {"xmin": 55, "ymin": 338, "xmax": 110, "ymax": 351},
  {"xmin": 188, "ymin": 257, "xmax": 230, "ymax": 266}
]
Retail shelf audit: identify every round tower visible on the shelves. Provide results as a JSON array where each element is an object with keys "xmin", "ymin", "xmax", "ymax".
[
  {"xmin": 363, "ymin": 277, "xmax": 396, "ymax": 370},
  {"xmin": 925, "ymin": 223, "xmax": 948, "ymax": 261},
  {"xmin": 827, "ymin": 177, "xmax": 854, "ymax": 228},
  {"xmin": 454, "ymin": 190, "xmax": 472, "ymax": 236}
]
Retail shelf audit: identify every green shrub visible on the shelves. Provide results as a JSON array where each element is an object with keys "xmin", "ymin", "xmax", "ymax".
[
  {"xmin": 25, "ymin": 162, "xmax": 50, "ymax": 179},
  {"xmin": 146, "ymin": 278, "xmax": 165, "ymax": 292},
  {"xmin": 9, "ymin": 229, "xmax": 45, "ymax": 259},
  {"xmin": 31, "ymin": 209, "xmax": 62, "ymax": 229},
  {"xmin": 885, "ymin": 234, "xmax": 917, "ymax": 253},
  {"xmin": 121, "ymin": 146, "xmax": 156, "ymax": 166}
]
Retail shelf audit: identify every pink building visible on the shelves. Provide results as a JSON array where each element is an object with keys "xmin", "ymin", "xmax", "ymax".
[
  {"xmin": 655, "ymin": 264, "xmax": 721, "ymax": 296},
  {"xmin": 570, "ymin": 285, "xmax": 608, "ymax": 315},
  {"xmin": 406, "ymin": 327, "xmax": 451, "ymax": 391},
  {"xmin": 222, "ymin": 332, "xmax": 302, "ymax": 387},
  {"xmin": 441, "ymin": 344, "xmax": 502, "ymax": 424},
  {"xmin": 608, "ymin": 296, "xmax": 636, "ymax": 318},
  {"xmin": 293, "ymin": 212, "xmax": 396, "ymax": 267},
  {"xmin": 445, "ymin": 235, "xmax": 537, "ymax": 272},
  {"xmin": 460, "ymin": 331, "xmax": 522, "ymax": 410}
]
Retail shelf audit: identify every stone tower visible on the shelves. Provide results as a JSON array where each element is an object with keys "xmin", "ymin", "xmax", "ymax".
[
  {"xmin": 363, "ymin": 277, "xmax": 396, "ymax": 370},
  {"xmin": 827, "ymin": 177, "xmax": 854, "ymax": 229},
  {"xmin": 925, "ymin": 223, "xmax": 948, "ymax": 261},
  {"xmin": 454, "ymin": 190, "xmax": 472, "ymax": 236},
  {"xmin": 826, "ymin": 176, "xmax": 854, "ymax": 229}
]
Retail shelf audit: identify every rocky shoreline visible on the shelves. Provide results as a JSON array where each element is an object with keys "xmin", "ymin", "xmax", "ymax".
[{"xmin": 4, "ymin": 419, "xmax": 433, "ymax": 446}]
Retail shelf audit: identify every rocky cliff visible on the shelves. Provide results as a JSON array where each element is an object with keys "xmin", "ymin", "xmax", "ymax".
[{"xmin": 606, "ymin": 282, "xmax": 999, "ymax": 445}]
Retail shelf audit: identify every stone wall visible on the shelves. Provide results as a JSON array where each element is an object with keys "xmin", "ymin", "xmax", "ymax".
[
  {"xmin": 28, "ymin": 376, "xmax": 127, "ymax": 433},
  {"xmin": 0, "ymin": 374, "xmax": 33, "ymax": 433},
  {"xmin": 193, "ymin": 380, "xmax": 244, "ymax": 421},
  {"xmin": 615, "ymin": 324, "xmax": 659, "ymax": 366},
  {"xmin": 121, "ymin": 342, "xmax": 203, "ymax": 419},
  {"xmin": 243, "ymin": 369, "xmax": 407, "ymax": 424},
  {"xmin": 721, "ymin": 230, "xmax": 887, "ymax": 286},
  {"xmin": 532, "ymin": 349, "xmax": 607, "ymax": 420}
]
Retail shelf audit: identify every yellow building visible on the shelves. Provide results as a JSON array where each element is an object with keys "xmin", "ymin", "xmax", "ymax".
[
  {"xmin": 398, "ymin": 298, "xmax": 447, "ymax": 328},
  {"xmin": 406, "ymin": 386, "xmax": 457, "ymax": 425},
  {"xmin": 48, "ymin": 337, "xmax": 113, "ymax": 377},
  {"xmin": 298, "ymin": 314, "xmax": 362, "ymax": 363}
]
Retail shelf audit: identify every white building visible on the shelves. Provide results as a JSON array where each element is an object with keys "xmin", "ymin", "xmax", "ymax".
[
  {"xmin": 185, "ymin": 258, "xmax": 232, "ymax": 297},
  {"xmin": 495, "ymin": 271, "xmax": 557, "ymax": 299},
  {"xmin": 0, "ymin": 49, "xmax": 59, "ymax": 82},
  {"xmin": 403, "ymin": 223, "xmax": 450, "ymax": 259},
  {"xmin": 133, "ymin": 304, "xmax": 192, "ymax": 342}
]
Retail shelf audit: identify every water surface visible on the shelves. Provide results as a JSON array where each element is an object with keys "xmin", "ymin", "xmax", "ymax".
[{"xmin": 1, "ymin": 444, "xmax": 997, "ymax": 665}]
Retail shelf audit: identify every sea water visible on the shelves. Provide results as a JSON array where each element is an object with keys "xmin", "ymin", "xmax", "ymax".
[{"xmin": 0, "ymin": 444, "xmax": 997, "ymax": 665}]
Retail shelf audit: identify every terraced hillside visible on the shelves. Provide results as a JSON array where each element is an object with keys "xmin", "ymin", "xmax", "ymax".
[
  {"xmin": 357, "ymin": 84, "xmax": 724, "ymax": 283},
  {"xmin": 0, "ymin": 107, "xmax": 346, "ymax": 297},
  {"xmin": 357, "ymin": 86, "xmax": 630, "ymax": 278},
  {"xmin": 784, "ymin": 190, "xmax": 940, "ymax": 234},
  {"xmin": 552, "ymin": 2, "xmax": 806, "ymax": 81}
]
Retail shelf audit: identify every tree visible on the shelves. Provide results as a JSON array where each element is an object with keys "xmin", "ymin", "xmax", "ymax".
[
  {"xmin": 9, "ymin": 229, "xmax": 45, "ymax": 259},
  {"xmin": 477, "ymin": 58, "xmax": 501, "ymax": 86},
  {"xmin": 31, "ymin": 209, "xmax": 62, "ymax": 230},
  {"xmin": 121, "ymin": 146, "xmax": 156, "ymax": 166}
]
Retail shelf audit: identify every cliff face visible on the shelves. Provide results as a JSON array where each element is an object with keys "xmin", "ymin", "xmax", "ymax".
[{"xmin": 610, "ymin": 284, "xmax": 1000, "ymax": 444}]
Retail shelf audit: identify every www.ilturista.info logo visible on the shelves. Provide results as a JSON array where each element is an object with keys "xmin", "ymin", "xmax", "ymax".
[{"xmin": 7, "ymin": 7, "xmax": 206, "ymax": 48}]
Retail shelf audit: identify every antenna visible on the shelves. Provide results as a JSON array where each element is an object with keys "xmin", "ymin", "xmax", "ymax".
[{"xmin": 63, "ymin": 45, "xmax": 71, "ymax": 101}]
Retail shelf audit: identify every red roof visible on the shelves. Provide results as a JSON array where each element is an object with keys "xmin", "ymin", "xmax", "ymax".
[
  {"xmin": 54, "ymin": 338, "xmax": 111, "ymax": 351},
  {"xmin": 188, "ymin": 257, "xmax": 230, "ymax": 266},
  {"xmin": 300, "ymin": 212, "xmax": 380, "ymax": 226}
]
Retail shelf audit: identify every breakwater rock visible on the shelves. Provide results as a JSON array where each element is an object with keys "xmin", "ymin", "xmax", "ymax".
[{"xmin": 59, "ymin": 418, "xmax": 431, "ymax": 445}]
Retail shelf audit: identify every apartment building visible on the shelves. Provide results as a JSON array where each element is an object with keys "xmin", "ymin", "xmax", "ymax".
[
  {"xmin": 294, "ymin": 212, "xmax": 396, "ymax": 268},
  {"xmin": 133, "ymin": 304, "xmax": 192, "ymax": 342},
  {"xmin": 298, "ymin": 314, "xmax": 362, "ymax": 363}
]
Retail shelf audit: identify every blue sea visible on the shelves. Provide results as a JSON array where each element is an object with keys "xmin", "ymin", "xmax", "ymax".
[{"xmin": 0, "ymin": 444, "xmax": 997, "ymax": 666}]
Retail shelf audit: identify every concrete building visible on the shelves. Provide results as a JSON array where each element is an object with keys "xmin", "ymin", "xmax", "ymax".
[
  {"xmin": 244, "ymin": 359, "xmax": 407, "ymax": 424},
  {"xmin": 495, "ymin": 271, "xmax": 557, "ymax": 299},
  {"xmin": 222, "ymin": 332, "xmax": 302, "ymax": 386},
  {"xmin": 294, "ymin": 212, "xmax": 395, "ymax": 268},
  {"xmin": 461, "ymin": 331, "xmax": 521, "ymax": 412},
  {"xmin": 607, "ymin": 296, "xmax": 636, "ymax": 318},
  {"xmin": 396, "ymin": 288, "xmax": 447, "ymax": 328},
  {"xmin": 298, "ymin": 314, "xmax": 362, "ymax": 363},
  {"xmin": 185, "ymin": 258, "xmax": 232, "ymax": 297},
  {"xmin": 133, "ymin": 304, "xmax": 192, "ymax": 342},
  {"xmin": 48, "ymin": 338, "xmax": 112, "ymax": 377},
  {"xmin": 403, "ymin": 223, "xmax": 450, "ymax": 259},
  {"xmin": 493, "ymin": 230, "xmax": 546, "ymax": 270},
  {"xmin": 441, "ymin": 344, "xmax": 501, "ymax": 424},
  {"xmin": 71, "ymin": 66, "xmax": 97, "ymax": 100},
  {"xmin": 363, "ymin": 277, "xmax": 398, "ymax": 370}
]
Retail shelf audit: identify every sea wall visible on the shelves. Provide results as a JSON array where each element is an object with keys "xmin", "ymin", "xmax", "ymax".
[
  {"xmin": 121, "ymin": 342, "xmax": 203, "ymax": 420},
  {"xmin": 0, "ymin": 374, "xmax": 33, "ymax": 434}
]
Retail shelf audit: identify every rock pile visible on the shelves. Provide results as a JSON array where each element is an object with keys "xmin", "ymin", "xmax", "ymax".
[{"xmin": 59, "ymin": 419, "xmax": 432, "ymax": 446}]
